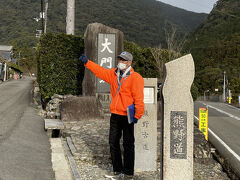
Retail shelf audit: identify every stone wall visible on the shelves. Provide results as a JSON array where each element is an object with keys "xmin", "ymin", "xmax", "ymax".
[
  {"xmin": 38, "ymin": 94, "xmax": 70, "ymax": 119},
  {"xmin": 61, "ymin": 96, "xmax": 102, "ymax": 121},
  {"xmin": 35, "ymin": 92, "xmax": 102, "ymax": 121}
]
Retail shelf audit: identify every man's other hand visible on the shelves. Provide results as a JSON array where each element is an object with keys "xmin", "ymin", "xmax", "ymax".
[{"xmin": 133, "ymin": 117, "xmax": 138, "ymax": 123}]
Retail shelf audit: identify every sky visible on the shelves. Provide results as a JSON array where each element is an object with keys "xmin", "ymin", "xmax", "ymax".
[{"xmin": 158, "ymin": 0, "xmax": 218, "ymax": 14}]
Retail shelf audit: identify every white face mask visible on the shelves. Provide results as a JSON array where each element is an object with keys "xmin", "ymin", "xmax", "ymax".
[{"xmin": 117, "ymin": 62, "xmax": 127, "ymax": 70}]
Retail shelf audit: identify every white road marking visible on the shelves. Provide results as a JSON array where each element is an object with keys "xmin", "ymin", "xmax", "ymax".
[
  {"xmin": 202, "ymin": 103, "xmax": 240, "ymax": 121},
  {"xmin": 194, "ymin": 115, "xmax": 240, "ymax": 162}
]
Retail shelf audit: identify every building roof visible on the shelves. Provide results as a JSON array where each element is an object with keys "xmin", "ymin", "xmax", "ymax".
[
  {"xmin": 0, "ymin": 45, "xmax": 13, "ymax": 52},
  {"xmin": 0, "ymin": 51, "xmax": 12, "ymax": 61}
]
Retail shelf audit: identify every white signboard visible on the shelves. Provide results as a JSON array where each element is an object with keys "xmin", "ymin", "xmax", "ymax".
[{"xmin": 144, "ymin": 87, "xmax": 154, "ymax": 104}]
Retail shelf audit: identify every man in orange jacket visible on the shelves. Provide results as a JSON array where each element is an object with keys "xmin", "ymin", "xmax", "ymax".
[{"xmin": 80, "ymin": 51, "xmax": 144, "ymax": 179}]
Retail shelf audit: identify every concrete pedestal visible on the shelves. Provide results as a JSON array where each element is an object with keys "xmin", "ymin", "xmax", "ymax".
[{"xmin": 135, "ymin": 78, "xmax": 158, "ymax": 172}]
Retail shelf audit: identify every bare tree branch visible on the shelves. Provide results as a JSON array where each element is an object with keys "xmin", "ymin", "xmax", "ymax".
[
  {"xmin": 164, "ymin": 21, "xmax": 186, "ymax": 61},
  {"xmin": 150, "ymin": 22, "xmax": 187, "ymax": 82}
]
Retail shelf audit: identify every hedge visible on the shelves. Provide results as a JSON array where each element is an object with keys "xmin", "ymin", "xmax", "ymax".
[{"xmin": 37, "ymin": 33, "xmax": 84, "ymax": 104}]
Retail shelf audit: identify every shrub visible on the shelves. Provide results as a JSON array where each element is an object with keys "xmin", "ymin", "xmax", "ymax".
[
  {"xmin": 124, "ymin": 40, "xmax": 159, "ymax": 78},
  {"xmin": 37, "ymin": 33, "xmax": 84, "ymax": 104},
  {"xmin": 191, "ymin": 82, "xmax": 199, "ymax": 101}
]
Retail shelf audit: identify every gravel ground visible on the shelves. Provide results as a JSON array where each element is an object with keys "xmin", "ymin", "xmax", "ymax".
[
  {"xmin": 63, "ymin": 118, "xmax": 161, "ymax": 180},
  {"xmin": 62, "ymin": 118, "xmax": 229, "ymax": 180},
  {"xmin": 39, "ymin": 94, "xmax": 230, "ymax": 180}
]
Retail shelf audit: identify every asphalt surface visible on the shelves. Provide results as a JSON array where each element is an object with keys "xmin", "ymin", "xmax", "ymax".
[
  {"xmin": 194, "ymin": 101, "xmax": 240, "ymax": 175},
  {"xmin": 194, "ymin": 101, "xmax": 240, "ymax": 156},
  {"xmin": 0, "ymin": 78, "xmax": 54, "ymax": 180}
]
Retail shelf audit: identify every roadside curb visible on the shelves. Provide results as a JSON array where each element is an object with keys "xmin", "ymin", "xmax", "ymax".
[
  {"xmin": 62, "ymin": 138, "xmax": 81, "ymax": 180},
  {"xmin": 225, "ymin": 103, "xmax": 240, "ymax": 111},
  {"xmin": 50, "ymin": 138, "xmax": 74, "ymax": 180},
  {"xmin": 66, "ymin": 137, "xmax": 77, "ymax": 155}
]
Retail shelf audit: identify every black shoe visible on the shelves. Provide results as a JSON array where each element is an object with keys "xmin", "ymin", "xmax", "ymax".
[{"xmin": 104, "ymin": 172, "xmax": 124, "ymax": 180}]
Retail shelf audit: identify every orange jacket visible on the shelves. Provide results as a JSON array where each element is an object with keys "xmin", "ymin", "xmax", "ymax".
[{"xmin": 85, "ymin": 60, "xmax": 145, "ymax": 120}]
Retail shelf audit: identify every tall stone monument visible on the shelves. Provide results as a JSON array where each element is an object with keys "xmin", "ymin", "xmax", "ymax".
[
  {"xmin": 135, "ymin": 78, "xmax": 158, "ymax": 172},
  {"xmin": 162, "ymin": 54, "xmax": 195, "ymax": 179},
  {"xmin": 82, "ymin": 23, "xmax": 124, "ymax": 97}
]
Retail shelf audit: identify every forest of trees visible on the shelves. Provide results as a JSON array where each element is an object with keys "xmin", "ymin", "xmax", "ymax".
[
  {"xmin": 184, "ymin": 0, "xmax": 240, "ymax": 103},
  {"xmin": 1, "ymin": 0, "xmax": 240, "ymax": 103},
  {"xmin": 0, "ymin": 0, "xmax": 207, "ymax": 47}
]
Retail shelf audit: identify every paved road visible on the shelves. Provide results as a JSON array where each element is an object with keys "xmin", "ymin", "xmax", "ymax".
[
  {"xmin": 194, "ymin": 101, "xmax": 240, "ymax": 175},
  {"xmin": 0, "ymin": 78, "xmax": 54, "ymax": 180}
]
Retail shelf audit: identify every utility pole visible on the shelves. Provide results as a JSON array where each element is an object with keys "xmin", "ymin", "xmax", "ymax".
[
  {"xmin": 204, "ymin": 90, "xmax": 209, "ymax": 101},
  {"xmin": 3, "ymin": 63, "xmax": 7, "ymax": 82},
  {"xmin": 223, "ymin": 71, "xmax": 226, "ymax": 102},
  {"xmin": 41, "ymin": 0, "xmax": 44, "ymax": 33},
  {"xmin": 66, "ymin": 0, "xmax": 75, "ymax": 35},
  {"xmin": 44, "ymin": 0, "xmax": 48, "ymax": 33}
]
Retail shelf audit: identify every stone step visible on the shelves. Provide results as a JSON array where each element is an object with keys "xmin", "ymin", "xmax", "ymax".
[{"xmin": 44, "ymin": 119, "xmax": 64, "ymax": 138}]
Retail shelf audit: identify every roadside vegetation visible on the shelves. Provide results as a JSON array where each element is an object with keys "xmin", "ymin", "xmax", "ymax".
[{"xmin": 1, "ymin": 0, "xmax": 239, "ymax": 105}]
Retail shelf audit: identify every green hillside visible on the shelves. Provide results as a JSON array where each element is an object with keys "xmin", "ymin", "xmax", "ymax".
[
  {"xmin": 185, "ymin": 0, "xmax": 240, "ymax": 102},
  {"xmin": 0, "ymin": 0, "xmax": 207, "ymax": 47}
]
